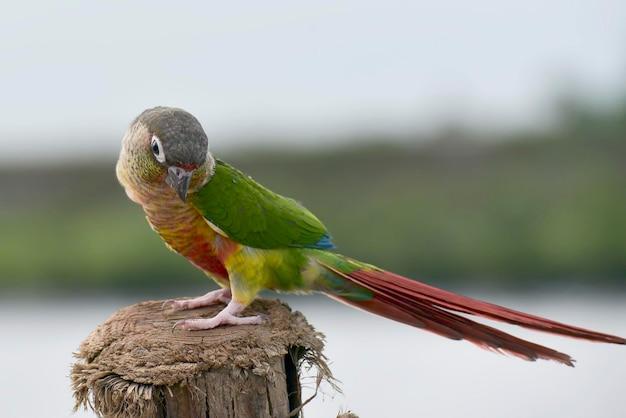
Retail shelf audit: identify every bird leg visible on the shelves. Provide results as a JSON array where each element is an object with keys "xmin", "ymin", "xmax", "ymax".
[
  {"xmin": 174, "ymin": 299, "xmax": 265, "ymax": 330},
  {"xmin": 164, "ymin": 288, "xmax": 232, "ymax": 311}
]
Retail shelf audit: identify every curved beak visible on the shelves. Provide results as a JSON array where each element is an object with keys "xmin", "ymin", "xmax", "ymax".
[{"xmin": 166, "ymin": 166, "xmax": 193, "ymax": 201}]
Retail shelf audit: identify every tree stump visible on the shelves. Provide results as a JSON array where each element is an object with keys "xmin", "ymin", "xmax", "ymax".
[{"xmin": 71, "ymin": 298, "xmax": 334, "ymax": 418}]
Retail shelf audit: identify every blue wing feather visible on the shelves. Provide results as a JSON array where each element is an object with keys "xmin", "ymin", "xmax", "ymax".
[{"xmin": 311, "ymin": 233, "xmax": 336, "ymax": 250}]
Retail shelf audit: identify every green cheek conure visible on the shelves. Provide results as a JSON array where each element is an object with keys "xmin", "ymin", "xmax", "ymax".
[{"xmin": 116, "ymin": 107, "xmax": 625, "ymax": 366}]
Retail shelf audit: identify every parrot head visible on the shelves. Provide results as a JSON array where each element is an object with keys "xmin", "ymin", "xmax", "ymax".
[{"xmin": 118, "ymin": 107, "xmax": 215, "ymax": 201}]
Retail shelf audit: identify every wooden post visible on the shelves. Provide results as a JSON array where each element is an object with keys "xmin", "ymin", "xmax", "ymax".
[{"xmin": 71, "ymin": 299, "xmax": 334, "ymax": 418}]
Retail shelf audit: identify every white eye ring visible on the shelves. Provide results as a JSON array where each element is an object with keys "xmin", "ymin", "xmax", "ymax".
[{"xmin": 150, "ymin": 135, "xmax": 166, "ymax": 163}]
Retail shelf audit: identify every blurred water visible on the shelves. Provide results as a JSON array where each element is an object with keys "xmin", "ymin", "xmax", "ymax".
[{"xmin": 0, "ymin": 292, "xmax": 624, "ymax": 418}]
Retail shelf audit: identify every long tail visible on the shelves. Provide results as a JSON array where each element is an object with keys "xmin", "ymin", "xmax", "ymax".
[{"xmin": 316, "ymin": 255, "xmax": 625, "ymax": 366}]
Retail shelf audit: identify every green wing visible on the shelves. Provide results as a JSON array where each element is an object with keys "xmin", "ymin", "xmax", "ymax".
[{"xmin": 189, "ymin": 160, "xmax": 335, "ymax": 250}]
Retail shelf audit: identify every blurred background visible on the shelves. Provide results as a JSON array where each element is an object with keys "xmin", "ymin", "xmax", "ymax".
[{"xmin": 1, "ymin": 1, "xmax": 625, "ymax": 417}]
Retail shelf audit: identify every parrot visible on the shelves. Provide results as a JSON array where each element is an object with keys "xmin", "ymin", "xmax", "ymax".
[{"xmin": 116, "ymin": 106, "xmax": 625, "ymax": 366}]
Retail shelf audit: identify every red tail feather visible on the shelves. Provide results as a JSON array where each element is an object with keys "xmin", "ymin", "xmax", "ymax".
[{"xmin": 322, "ymin": 265, "xmax": 625, "ymax": 366}]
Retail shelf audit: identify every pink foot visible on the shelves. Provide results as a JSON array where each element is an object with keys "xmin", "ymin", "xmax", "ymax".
[
  {"xmin": 163, "ymin": 288, "xmax": 231, "ymax": 311},
  {"xmin": 173, "ymin": 300, "xmax": 264, "ymax": 330}
]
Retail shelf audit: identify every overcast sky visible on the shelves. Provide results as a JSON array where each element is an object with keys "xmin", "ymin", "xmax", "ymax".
[{"xmin": 1, "ymin": 1, "xmax": 624, "ymax": 162}]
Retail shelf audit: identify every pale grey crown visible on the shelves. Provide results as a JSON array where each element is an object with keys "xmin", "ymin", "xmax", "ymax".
[{"xmin": 136, "ymin": 106, "xmax": 208, "ymax": 167}]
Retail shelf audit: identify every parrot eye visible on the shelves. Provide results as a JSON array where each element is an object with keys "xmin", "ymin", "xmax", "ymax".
[{"xmin": 151, "ymin": 135, "xmax": 166, "ymax": 163}]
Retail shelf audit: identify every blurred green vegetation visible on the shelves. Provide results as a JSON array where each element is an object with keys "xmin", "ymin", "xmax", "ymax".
[{"xmin": 1, "ymin": 95, "xmax": 625, "ymax": 291}]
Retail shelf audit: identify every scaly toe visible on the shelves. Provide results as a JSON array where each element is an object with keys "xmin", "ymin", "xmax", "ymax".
[
  {"xmin": 223, "ymin": 314, "xmax": 265, "ymax": 326},
  {"xmin": 173, "ymin": 318, "xmax": 207, "ymax": 330},
  {"xmin": 163, "ymin": 299, "xmax": 190, "ymax": 311},
  {"xmin": 173, "ymin": 313, "xmax": 265, "ymax": 331},
  {"xmin": 179, "ymin": 318, "xmax": 221, "ymax": 330}
]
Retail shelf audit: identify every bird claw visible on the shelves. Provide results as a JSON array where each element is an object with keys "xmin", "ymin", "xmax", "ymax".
[
  {"xmin": 173, "ymin": 313, "xmax": 265, "ymax": 330},
  {"xmin": 162, "ymin": 299, "xmax": 188, "ymax": 311},
  {"xmin": 172, "ymin": 319, "xmax": 183, "ymax": 330},
  {"xmin": 162, "ymin": 289, "xmax": 232, "ymax": 312}
]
